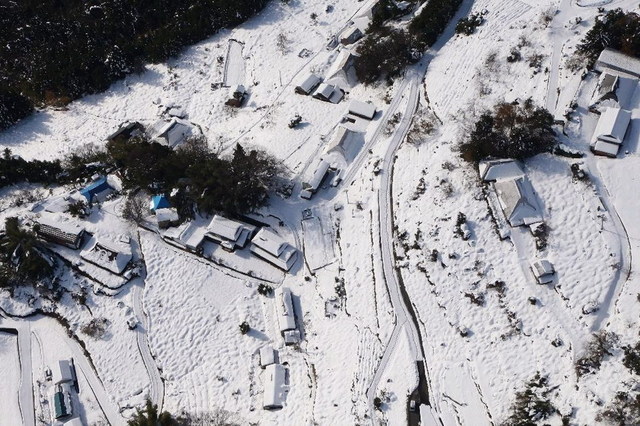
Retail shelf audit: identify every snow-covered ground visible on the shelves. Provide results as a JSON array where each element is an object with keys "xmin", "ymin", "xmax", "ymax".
[
  {"xmin": 2, "ymin": 0, "xmax": 640, "ymax": 424},
  {"xmin": 0, "ymin": 332, "xmax": 22, "ymax": 426}
]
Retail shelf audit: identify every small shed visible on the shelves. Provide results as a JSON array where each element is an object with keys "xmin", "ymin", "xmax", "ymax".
[
  {"xmin": 295, "ymin": 74, "xmax": 322, "ymax": 95},
  {"xmin": 313, "ymin": 83, "xmax": 337, "ymax": 102},
  {"xmin": 106, "ymin": 121, "xmax": 144, "ymax": 144},
  {"xmin": 348, "ymin": 100, "xmax": 376, "ymax": 120},
  {"xmin": 592, "ymin": 140, "xmax": 620, "ymax": 158},
  {"xmin": 531, "ymin": 260, "xmax": 555, "ymax": 284},
  {"xmin": 260, "ymin": 346, "xmax": 277, "ymax": 368},
  {"xmin": 300, "ymin": 160, "xmax": 331, "ymax": 199},
  {"xmin": 275, "ymin": 287, "xmax": 297, "ymax": 335},
  {"xmin": 263, "ymin": 363, "xmax": 286, "ymax": 410},
  {"xmin": 53, "ymin": 390, "xmax": 71, "ymax": 419}
]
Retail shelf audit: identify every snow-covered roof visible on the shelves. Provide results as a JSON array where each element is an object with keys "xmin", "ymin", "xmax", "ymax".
[
  {"xmin": 53, "ymin": 359, "xmax": 74, "ymax": 385},
  {"xmin": 252, "ymin": 228, "xmax": 287, "ymax": 257},
  {"xmin": 595, "ymin": 48, "xmax": 640, "ymax": 78},
  {"xmin": 326, "ymin": 49, "xmax": 357, "ymax": 88},
  {"xmin": 532, "ymin": 259, "xmax": 554, "ymax": 277},
  {"xmin": 314, "ymin": 83, "xmax": 336, "ymax": 101},
  {"xmin": 37, "ymin": 214, "xmax": 84, "ymax": 238},
  {"xmin": 340, "ymin": 26, "xmax": 363, "ymax": 44},
  {"xmin": 494, "ymin": 177, "xmax": 543, "ymax": 227},
  {"xmin": 260, "ymin": 346, "xmax": 276, "ymax": 367},
  {"xmin": 348, "ymin": 100, "xmax": 376, "ymax": 120},
  {"xmin": 295, "ymin": 73, "xmax": 322, "ymax": 95},
  {"xmin": 303, "ymin": 160, "xmax": 331, "ymax": 192},
  {"xmin": 156, "ymin": 208, "xmax": 179, "ymax": 223},
  {"xmin": 80, "ymin": 237, "xmax": 132, "ymax": 275},
  {"xmin": 263, "ymin": 363, "xmax": 286, "ymax": 409},
  {"xmin": 593, "ymin": 140, "xmax": 620, "ymax": 158},
  {"xmin": 62, "ymin": 418, "xmax": 84, "ymax": 426},
  {"xmin": 591, "ymin": 107, "xmax": 631, "ymax": 145},
  {"xmin": 275, "ymin": 287, "xmax": 297, "ymax": 333},
  {"xmin": 479, "ymin": 159, "xmax": 525, "ymax": 182},
  {"xmin": 150, "ymin": 118, "xmax": 194, "ymax": 149},
  {"xmin": 207, "ymin": 215, "xmax": 244, "ymax": 241}
]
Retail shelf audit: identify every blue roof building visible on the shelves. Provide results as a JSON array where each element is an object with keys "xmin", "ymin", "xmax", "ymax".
[
  {"xmin": 150, "ymin": 195, "xmax": 171, "ymax": 212},
  {"xmin": 80, "ymin": 177, "xmax": 113, "ymax": 203}
]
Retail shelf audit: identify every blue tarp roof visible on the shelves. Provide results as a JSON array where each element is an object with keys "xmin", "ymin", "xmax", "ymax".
[
  {"xmin": 151, "ymin": 195, "xmax": 171, "ymax": 210},
  {"xmin": 80, "ymin": 177, "xmax": 112, "ymax": 201}
]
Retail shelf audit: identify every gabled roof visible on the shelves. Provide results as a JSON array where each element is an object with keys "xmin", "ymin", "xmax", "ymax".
[
  {"xmin": 252, "ymin": 228, "xmax": 287, "ymax": 257},
  {"xmin": 80, "ymin": 177, "xmax": 112, "ymax": 201},
  {"xmin": 593, "ymin": 140, "xmax": 620, "ymax": 157},
  {"xmin": 494, "ymin": 177, "xmax": 543, "ymax": 227},
  {"xmin": 596, "ymin": 48, "xmax": 640, "ymax": 78},
  {"xmin": 150, "ymin": 195, "xmax": 171, "ymax": 211},
  {"xmin": 348, "ymin": 100, "xmax": 376, "ymax": 120},
  {"xmin": 295, "ymin": 73, "xmax": 322, "ymax": 95},
  {"xmin": 263, "ymin": 363, "xmax": 286, "ymax": 409},
  {"xmin": 479, "ymin": 159, "xmax": 525, "ymax": 182},
  {"xmin": 591, "ymin": 107, "xmax": 631, "ymax": 145},
  {"xmin": 532, "ymin": 259, "xmax": 554, "ymax": 277},
  {"xmin": 80, "ymin": 237, "xmax": 132, "ymax": 275},
  {"xmin": 207, "ymin": 215, "xmax": 243, "ymax": 241}
]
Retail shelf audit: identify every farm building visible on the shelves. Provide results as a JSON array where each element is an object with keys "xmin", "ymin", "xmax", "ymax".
[
  {"xmin": 226, "ymin": 84, "xmax": 247, "ymax": 107},
  {"xmin": 300, "ymin": 160, "xmax": 331, "ymax": 199},
  {"xmin": 205, "ymin": 215, "xmax": 256, "ymax": 251},
  {"xmin": 251, "ymin": 228, "xmax": 297, "ymax": 271},
  {"xmin": 105, "ymin": 121, "xmax": 144, "ymax": 144},
  {"xmin": 295, "ymin": 73, "xmax": 322, "ymax": 95},
  {"xmin": 149, "ymin": 118, "xmax": 194, "ymax": 149},
  {"xmin": 479, "ymin": 159, "xmax": 525, "ymax": 182},
  {"xmin": 493, "ymin": 177, "xmax": 543, "ymax": 227},
  {"xmin": 53, "ymin": 359, "xmax": 76, "ymax": 385},
  {"xmin": 155, "ymin": 208, "xmax": 180, "ymax": 229},
  {"xmin": 595, "ymin": 48, "xmax": 640, "ymax": 78},
  {"xmin": 340, "ymin": 26, "xmax": 363, "ymax": 45},
  {"xmin": 260, "ymin": 346, "xmax": 277, "ymax": 368},
  {"xmin": 36, "ymin": 215, "xmax": 85, "ymax": 249},
  {"xmin": 274, "ymin": 287, "xmax": 298, "ymax": 337},
  {"xmin": 326, "ymin": 49, "xmax": 358, "ymax": 89},
  {"xmin": 150, "ymin": 195, "xmax": 171, "ymax": 212},
  {"xmin": 531, "ymin": 259, "xmax": 555, "ymax": 284},
  {"xmin": 591, "ymin": 107, "xmax": 631, "ymax": 157},
  {"xmin": 79, "ymin": 177, "xmax": 114, "ymax": 204},
  {"xmin": 347, "ymin": 100, "xmax": 376, "ymax": 120},
  {"xmin": 313, "ymin": 83, "xmax": 344, "ymax": 103},
  {"xmin": 80, "ymin": 237, "xmax": 132, "ymax": 275},
  {"xmin": 52, "ymin": 387, "xmax": 72, "ymax": 419},
  {"xmin": 263, "ymin": 363, "xmax": 286, "ymax": 410},
  {"xmin": 163, "ymin": 221, "xmax": 206, "ymax": 252}
]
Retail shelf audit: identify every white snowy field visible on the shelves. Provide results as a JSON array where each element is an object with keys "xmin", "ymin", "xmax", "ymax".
[
  {"xmin": 0, "ymin": 332, "xmax": 22, "ymax": 426},
  {"xmin": 1, "ymin": 0, "xmax": 640, "ymax": 424}
]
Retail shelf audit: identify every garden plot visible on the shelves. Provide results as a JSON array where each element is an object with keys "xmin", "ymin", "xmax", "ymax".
[
  {"xmin": 0, "ymin": 332, "xmax": 21, "ymax": 426},
  {"xmin": 223, "ymin": 39, "xmax": 246, "ymax": 87},
  {"xmin": 301, "ymin": 215, "xmax": 336, "ymax": 271}
]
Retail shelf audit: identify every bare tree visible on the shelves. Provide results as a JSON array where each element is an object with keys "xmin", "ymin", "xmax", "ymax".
[{"xmin": 122, "ymin": 192, "xmax": 148, "ymax": 225}]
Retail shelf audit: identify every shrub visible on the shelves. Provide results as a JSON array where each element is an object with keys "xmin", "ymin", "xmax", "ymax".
[
  {"xmin": 576, "ymin": 331, "xmax": 619, "ymax": 377},
  {"xmin": 81, "ymin": 317, "xmax": 109, "ymax": 339},
  {"xmin": 257, "ymin": 283, "xmax": 273, "ymax": 296},
  {"xmin": 455, "ymin": 12, "xmax": 485, "ymax": 36},
  {"xmin": 504, "ymin": 373, "xmax": 558, "ymax": 425},
  {"xmin": 459, "ymin": 99, "xmax": 557, "ymax": 162},
  {"xmin": 122, "ymin": 193, "xmax": 149, "ymax": 225},
  {"xmin": 596, "ymin": 390, "xmax": 640, "ymax": 425},
  {"xmin": 354, "ymin": 29, "xmax": 416, "ymax": 84},
  {"xmin": 239, "ymin": 321, "xmax": 250, "ymax": 334},
  {"xmin": 623, "ymin": 342, "xmax": 640, "ymax": 376},
  {"xmin": 67, "ymin": 200, "xmax": 88, "ymax": 218},
  {"xmin": 409, "ymin": 0, "xmax": 464, "ymax": 48}
]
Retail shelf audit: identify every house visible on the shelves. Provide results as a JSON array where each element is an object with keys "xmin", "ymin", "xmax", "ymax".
[
  {"xmin": 149, "ymin": 118, "xmax": 194, "ymax": 149},
  {"xmin": 163, "ymin": 221, "xmax": 206, "ymax": 252},
  {"xmin": 300, "ymin": 160, "xmax": 331, "ymax": 199},
  {"xmin": 595, "ymin": 48, "xmax": 640, "ymax": 78},
  {"xmin": 36, "ymin": 215, "xmax": 85, "ymax": 249},
  {"xmin": 53, "ymin": 360, "xmax": 76, "ymax": 385},
  {"xmin": 340, "ymin": 26, "xmax": 363, "ymax": 45},
  {"xmin": 295, "ymin": 73, "xmax": 322, "ymax": 95},
  {"xmin": 251, "ymin": 228, "xmax": 297, "ymax": 271},
  {"xmin": 313, "ymin": 83, "xmax": 344, "ymax": 103},
  {"xmin": 591, "ymin": 107, "xmax": 631, "ymax": 157},
  {"xmin": 226, "ymin": 84, "xmax": 247, "ymax": 107},
  {"xmin": 79, "ymin": 177, "xmax": 114, "ymax": 204},
  {"xmin": 493, "ymin": 177, "xmax": 543, "ymax": 227},
  {"xmin": 348, "ymin": 100, "xmax": 376, "ymax": 120},
  {"xmin": 205, "ymin": 215, "xmax": 256, "ymax": 251},
  {"xmin": 325, "ymin": 49, "xmax": 358, "ymax": 89},
  {"xmin": 274, "ymin": 286, "xmax": 297, "ymax": 338},
  {"xmin": 531, "ymin": 259, "xmax": 555, "ymax": 284},
  {"xmin": 263, "ymin": 363, "xmax": 286, "ymax": 410},
  {"xmin": 155, "ymin": 208, "xmax": 180, "ymax": 229},
  {"xmin": 150, "ymin": 195, "xmax": 171, "ymax": 212},
  {"xmin": 479, "ymin": 159, "xmax": 525, "ymax": 182},
  {"xmin": 260, "ymin": 346, "xmax": 277, "ymax": 368},
  {"xmin": 105, "ymin": 121, "xmax": 144, "ymax": 144},
  {"xmin": 80, "ymin": 237, "xmax": 132, "ymax": 275}
]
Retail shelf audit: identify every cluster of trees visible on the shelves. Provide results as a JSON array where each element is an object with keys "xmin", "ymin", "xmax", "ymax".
[
  {"xmin": 128, "ymin": 398, "xmax": 239, "ymax": 426},
  {"xmin": 355, "ymin": 0, "xmax": 463, "ymax": 84},
  {"xmin": 0, "ymin": 0, "xmax": 268, "ymax": 129},
  {"xmin": 108, "ymin": 136, "xmax": 285, "ymax": 215},
  {"xmin": 459, "ymin": 99, "xmax": 557, "ymax": 162},
  {"xmin": 576, "ymin": 8, "xmax": 640, "ymax": 68},
  {"xmin": 0, "ymin": 217, "xmax": 53, "ymax": 288}
]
